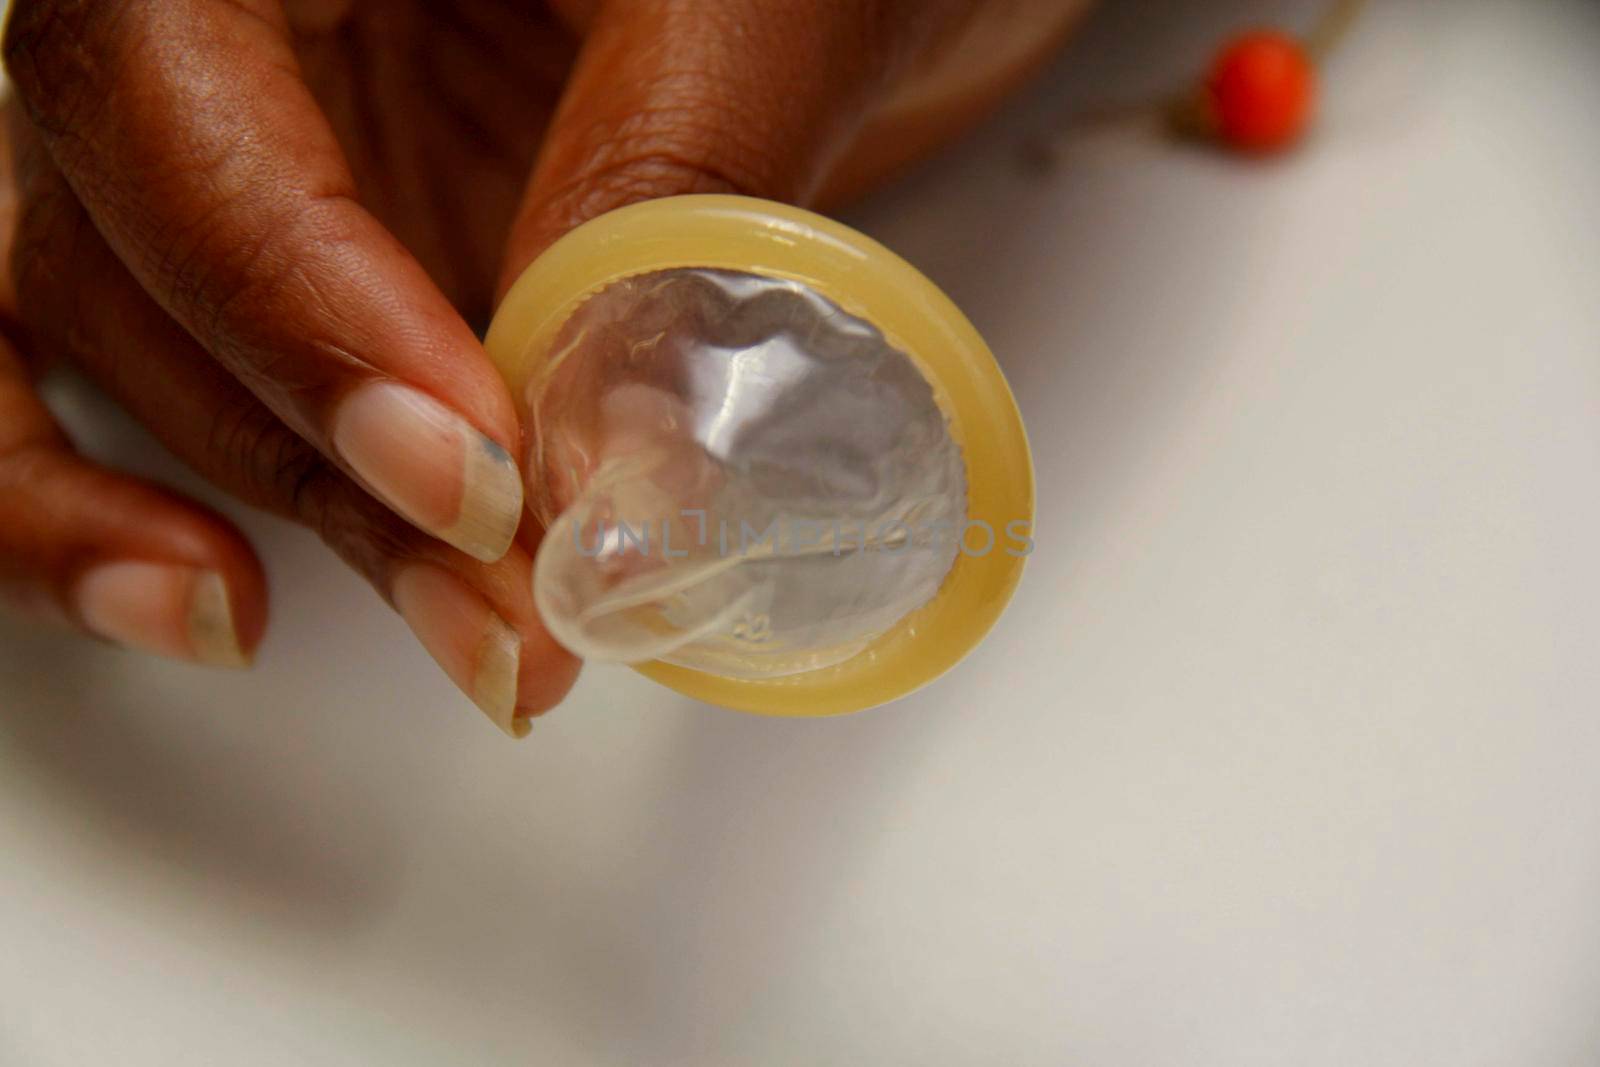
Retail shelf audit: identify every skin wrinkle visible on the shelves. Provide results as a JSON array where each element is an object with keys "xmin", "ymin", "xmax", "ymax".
[
  {"xmin": 556, "ymin": 101, "xmax": 780, "ymax": 210},
  {"xmin": 154, "ymin": 176, "xmax": 277, "ymax": 334},
  {"xmin": 500, "ymin": 0, "xmax": 954, "ymax": 278},
  {"xmin": 15, "ymin": 139, "xmax": 312, "ymax": 530},
  {"xmin": 17, "ymin": 7, "xmax": 382, "ymax": 375},
  {"xmin": 554, "ymin": 155, "xmax": 741, "ymax": 233},
  {"xmin": 122, "ymin": 157, "xmax": 354, "ymax": 335},
  {"xmin": 3, "ymin": 1, "xmax": 136, "ymax": 142},
  {"xmin": 202, "ymin": 394, "xmax": 327, "ymax": 523},
  {"xmin": 185, "ymin": 192, "xmax": 481, "ymax": 431},
  {"xmin": 201, "ymin": 397, "xmax": 280, "ymax": 501}
]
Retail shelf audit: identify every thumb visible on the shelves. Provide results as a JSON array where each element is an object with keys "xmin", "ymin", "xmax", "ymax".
[{"xmin": 498, "ymin": 0, "xmax": 972, "ymax": 293}]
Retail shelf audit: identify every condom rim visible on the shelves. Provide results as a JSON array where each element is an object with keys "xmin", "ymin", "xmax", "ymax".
[{"xmin": 485, "ymin": 194, "xmax": 1034, "ymax": 716}]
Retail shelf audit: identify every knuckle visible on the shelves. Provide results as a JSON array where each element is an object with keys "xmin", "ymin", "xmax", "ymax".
[
  {"xmin": 553, "ymin": 85, "xmax": 784, "ymax": 223},
  {"xmin": 303, "ymin": 474, "xmax": 422, "ymax": 597},
  {"xmin": 204, "ymin": 398, "xmax": 322, "ymax": 518},
  {"xmin": 153, "ymin": 190, "xmax": 369, "ymax": 390},
  {"xmin": 315, "ymin": 490, "xmax": 417, "ymax": 591},
  {"xmin": 2, "ymin": 0, "xmax": 131, "ymax": 138},
  {"xmin": 152, "ymin": 185, "xmax": 276, "ymax": 332},
  {"xmin": 103, "ymin": 123, "xmax": 288, "ymax": 330},
  {"xmin": 201, "ymin": 400, "xmax": 414, "ymax": 588}
]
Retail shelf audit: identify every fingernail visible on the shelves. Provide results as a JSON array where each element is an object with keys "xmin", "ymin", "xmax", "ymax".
[
  {"xmin": 73, "ymin": 562, "xmax": 252, "ymax": 668},
  {"xmin": 393, "ymin": 563, "xmax": 530, "ymax": 738},
  {"xmin": 333, "ymin": 381, "xmax": 523, "ymax": 562}
]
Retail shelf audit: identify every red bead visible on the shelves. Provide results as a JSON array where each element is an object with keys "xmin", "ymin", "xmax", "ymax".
[{"xmin": 1205, "ymin": 31, "xmax": 1317, "ymax": 152}]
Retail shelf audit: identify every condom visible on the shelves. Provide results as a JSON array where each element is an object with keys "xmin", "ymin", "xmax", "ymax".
[{"xmin": 486, "ymin": 196, "xmax": 1032, "ymax": 716}]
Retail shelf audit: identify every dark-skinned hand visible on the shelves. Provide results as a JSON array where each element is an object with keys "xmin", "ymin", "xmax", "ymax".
[{"xmin": 0, "ymin": 0, "xmax": 1087, "ymax": 734}]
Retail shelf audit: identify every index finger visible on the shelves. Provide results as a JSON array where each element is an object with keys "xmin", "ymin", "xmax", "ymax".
[{"xmin": 3, "ymin": 0, "xmax": 525, "ymax": 561}]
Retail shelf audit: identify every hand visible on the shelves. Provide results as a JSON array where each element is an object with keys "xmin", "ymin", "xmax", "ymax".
[{"xmin": 0, "ymin": 0, "xmax": 1086, "ymax": 734}]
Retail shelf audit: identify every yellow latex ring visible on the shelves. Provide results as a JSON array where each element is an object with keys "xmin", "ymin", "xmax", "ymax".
[{"xmin": 486, "ymin": 195, "xmax": 1034, "ymax": 716}]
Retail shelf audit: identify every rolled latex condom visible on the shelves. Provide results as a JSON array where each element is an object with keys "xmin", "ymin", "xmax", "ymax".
[{"xmin": 485, "ymin": 196, "xmax": 1033, "ymax": 716}]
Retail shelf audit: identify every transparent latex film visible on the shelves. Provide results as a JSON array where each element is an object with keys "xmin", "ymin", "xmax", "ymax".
[{"xmin": 525, "ymin": 268, "xmax": 968, "ymax": 680}]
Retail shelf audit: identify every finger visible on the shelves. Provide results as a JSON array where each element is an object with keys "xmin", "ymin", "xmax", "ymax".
[
  {"xmin": 3, "ymin": 0, "xmax": 524, "ymax": 563},
  {"xmin": 497, "ymin": 0, "xmax": 979, "ymax": 288},
  {"xmin": 0, "ymin": 336, "xmax": 266, "ymax": 667},
  {"xmin": 11, "ymin": 141, "xmax": 579, "ymax": 734},
  {"xmin": 818, "ymin": 0, "xmax": 1095, "ymax": 205}
]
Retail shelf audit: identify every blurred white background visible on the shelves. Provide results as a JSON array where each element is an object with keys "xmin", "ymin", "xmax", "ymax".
[{"xmin": 4, "ymin": 1, "xmax": 1600, "ymax": 1063}]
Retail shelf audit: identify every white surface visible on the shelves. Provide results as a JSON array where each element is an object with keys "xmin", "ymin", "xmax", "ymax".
[{"xmin": 5, "ymin": 2, "xmax": 1600, "ymax": 1063}]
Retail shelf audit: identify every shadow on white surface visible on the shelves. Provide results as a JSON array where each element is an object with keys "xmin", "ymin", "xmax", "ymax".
[{"xmin": 0, "ymin": 616, "xmax": 403, "ymax": 931}]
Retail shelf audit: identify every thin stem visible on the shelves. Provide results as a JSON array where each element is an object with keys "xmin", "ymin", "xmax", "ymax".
[{"xmin": 1024, "ymin": 0, "xmax": 1369, "ymax": 166}]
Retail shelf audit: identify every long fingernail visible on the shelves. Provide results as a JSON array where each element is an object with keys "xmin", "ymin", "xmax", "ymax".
[
  {"xmin": 333, "ymin": 381, "xmax": 523, "ymax": 562},
  {"xmin": 392, "ymin": 563, "xmax": 529, "ymax": 738},
  {"xmin": 73, "ymin": 562, "xmax": 252, "ymax": 668}
]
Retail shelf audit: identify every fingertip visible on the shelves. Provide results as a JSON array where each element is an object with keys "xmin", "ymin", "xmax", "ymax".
[
  {"xmin": 151, "ymin": 500, "xmax": 272, "ymax": 663},
  {"xmin": 497, "ymin": 1, "xmax": 881, "ymax": 296},
  {"xmin": 86, "ymin": 474, "xmax": 272, "ymax": 665},
  {"xmin": 465, "ymin": 541, "xmax": 582, "ymax": 718},
  {"xmin": 71, "ymin": 561, "xmax": 259, "ymax": 669},
  {"xmin": 0, "ymin": 446, "xmax": 270, "ymax": 667},
  {"xmin": 330, "ymin": 379, "xmax": 525, "ymax": 563},
  {"xmin": 515, "ymin": 625, "xmax": 583, "ymax": 719},
  {"xmin": 389, "ymin": 545, "xmax": 579, "ymax": 737}
]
